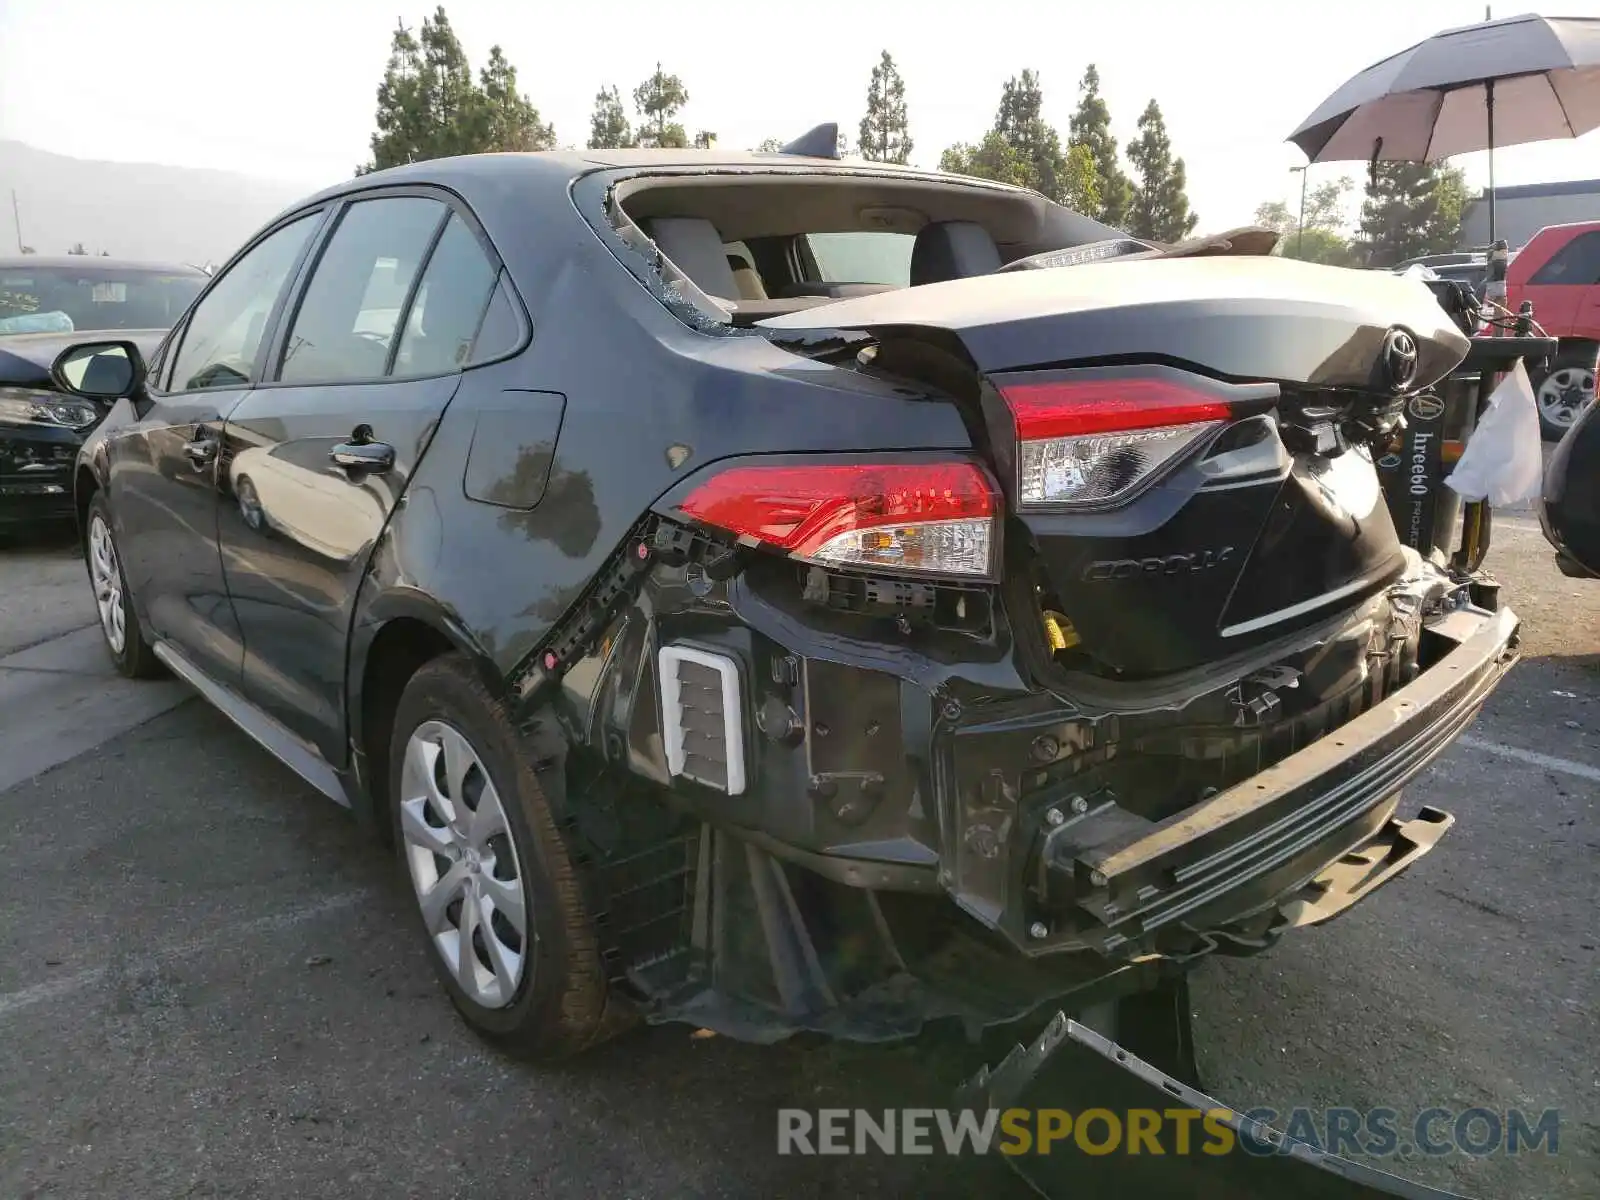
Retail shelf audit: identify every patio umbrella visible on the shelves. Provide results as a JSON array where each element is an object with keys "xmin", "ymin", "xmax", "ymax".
[{"xmin": 1288, "ymin": 12, "xmax": 1600, "ymax": 246}]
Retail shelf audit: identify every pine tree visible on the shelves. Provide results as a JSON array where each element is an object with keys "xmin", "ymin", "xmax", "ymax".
[
  {"xmin": 1356, "ymin": 162, "xmax": 1468, "ymax": 266},
  {"xmin": 362, "ymin": 7, "xmax": 553, "ymax": 172},
  {"xmin": 858, "ymin": 51, "xmax": 912, "ymax": 164},
  {"xmin": 1068, "ymin": 65, "xmax": 1133, "ymax": 227},
  {"xmin": 588, "ymin": 84, "xmax": 633, "ymax": 149},
  {"xmin": 1060, "ymin": 143, "xmax": 1100, "ymax": 216},
  {"xmin": 473, "ymin": 45, "xmax": 555, "ymax": 153},
  {"xmin": 992, "ymin": 70, "xmax": 1068, "ymax": 201},
  {"xmin": 633, "ymin": 63, "xmax": 689, "ymax": 149},
  {"xmin": 1125, "ymin": 100, "xmax": 1197, "ymax": 242},
  {"xmin": 415, "ymin": 7, "xmax": 475, "ymax": 155},
  {"xmin": 939, "ymin": 69, "xmax": 1083, "ymax": 203},
  {"xmin": 939, "ymin": 132, "xmax": 1031, "ymax": 189},
  {"xmin": 364, "ymin": 18, "xmax": 433, "ymax": 171}
]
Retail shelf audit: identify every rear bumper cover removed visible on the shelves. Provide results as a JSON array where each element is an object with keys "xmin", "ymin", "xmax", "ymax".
[
  {"xmin": 1036, "ymin": 604, "xmax": 1519, "ymax": 960},
  {"xmin": 621, "ymin": 595, "xmax": 1516, "ymax": 1047},
  {"xmin": 960, "ymin": 996, "xmax": 1476, "ymax": 1199}
]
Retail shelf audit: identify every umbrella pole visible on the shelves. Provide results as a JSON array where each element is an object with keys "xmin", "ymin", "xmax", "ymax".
[{"xmin": 1486, "ymin": 77, "xmax": 1497, "ymax": 249}]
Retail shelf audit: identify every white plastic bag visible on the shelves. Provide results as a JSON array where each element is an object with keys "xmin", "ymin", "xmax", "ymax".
[{"xmin": 1444, "ymin": 359, "xmax": 1544, "ymax": 506}]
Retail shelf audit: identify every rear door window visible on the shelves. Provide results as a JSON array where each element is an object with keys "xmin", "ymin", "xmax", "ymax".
[
  {"xmin": 277, "ymin": 196, "xmax": 447, "ymax": 384},
  {"xmin": 465, "ymin": 275, "xmax": 524, "ymax": 365},
  {"xmin": 805, "ymin": 232, "xmax": 915, "ymax": 286},
  {"xmin": 393, "ymin": 213, "xmax": 500, "ymax": 376}
]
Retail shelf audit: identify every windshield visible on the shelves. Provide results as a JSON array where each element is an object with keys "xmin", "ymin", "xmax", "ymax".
[{"xmin": 0, "ymin": 265, "xmax": 204, "ymax": 335}]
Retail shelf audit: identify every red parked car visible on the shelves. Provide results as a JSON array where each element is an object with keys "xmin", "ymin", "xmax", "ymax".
[{"xmin": 1506, "ymin": 220, "xmax": 1600, "ymax": 439}]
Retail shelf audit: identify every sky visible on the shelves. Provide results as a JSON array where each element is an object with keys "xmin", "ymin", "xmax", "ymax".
[{"xmin": 3, "ymin": 0, "xmax": 1599, "ymax": 234}]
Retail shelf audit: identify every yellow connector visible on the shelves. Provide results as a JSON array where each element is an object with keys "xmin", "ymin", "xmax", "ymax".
[{"xmin": 1043, "ymin": 611, "xmax": 1080, "ymax": 652}]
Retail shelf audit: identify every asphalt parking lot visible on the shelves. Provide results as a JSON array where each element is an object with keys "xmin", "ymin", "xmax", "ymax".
[{"xmin": 1, "ymin": 506, "xmax": 1596, "ymax": 1199}]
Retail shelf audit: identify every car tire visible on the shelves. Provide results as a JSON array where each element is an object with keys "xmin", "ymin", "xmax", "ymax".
[
  {"xmin": 83, "ymin": 492, "xmax": 164, "ymax": 679},
  {"xmin": 387, "ymin": 654, "xmax": 630, "ymax": 1060},
  {"xmin": 1532, "ymin": 344, "xmax": 1597, "ymax": 442}
]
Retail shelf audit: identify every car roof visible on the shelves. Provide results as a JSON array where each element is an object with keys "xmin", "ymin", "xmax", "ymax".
[
  {"xmin": 1529, "ymin": 218, "xmax": 1600, "ymax": 238},
  {"xmin": 295, "ymin": 148, "xmax": 1027, "ymax": 211},
  {"xmin": 0, "ymin": 255, "xmax": 205, "ymax": 274}
]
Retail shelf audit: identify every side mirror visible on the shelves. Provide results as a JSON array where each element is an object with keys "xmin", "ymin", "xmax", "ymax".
[{"xmin": 49, "ymin": 340, "xmax": 148, "ymax": 401}]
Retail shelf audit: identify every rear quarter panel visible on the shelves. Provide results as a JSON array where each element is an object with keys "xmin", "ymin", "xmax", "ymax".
[{"xmin": 357, "ymin": 218, "xmax": 974, "ymax": 704}]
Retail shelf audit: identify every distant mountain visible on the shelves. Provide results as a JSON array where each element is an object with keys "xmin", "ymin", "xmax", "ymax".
[{"xmin": 0, "ymin": 140, "xmax": 315, "ymax": 265}]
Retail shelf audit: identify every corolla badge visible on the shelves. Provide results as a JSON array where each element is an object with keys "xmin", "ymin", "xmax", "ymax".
[
  {"xmin": 1082, "ymin": 547, "xmax": 1235, "ymax": 582},
  {"xmin": 1407, "ymin": 393, "xmax": 1445, "ymax": 422},
  {"xmin": 1382, "ymin": 327, "xmax": 1420, "ymax": 392}
]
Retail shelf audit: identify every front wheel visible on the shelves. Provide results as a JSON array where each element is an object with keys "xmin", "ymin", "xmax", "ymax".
[
  {"xmin": 387, "ymin": 654, "xmax": 631, "ymax": 1059},
  {"xmin": 83, "ymin": 493, "xmax": 163, "ymax": 679},
  {"xmin": 1533, "ymin": 348, "xmax": 1597, "ymax": 441}
]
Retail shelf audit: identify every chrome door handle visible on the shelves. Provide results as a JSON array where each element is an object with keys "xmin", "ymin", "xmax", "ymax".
[{"xmin": 330, "ymin": 440, "xmax": 395, "ymax": 474}]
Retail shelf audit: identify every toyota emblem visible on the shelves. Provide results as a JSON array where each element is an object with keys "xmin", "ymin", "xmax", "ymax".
[{"xmin": 1382, "ymin": 327, "xmax": 1420, "ymax": 392}]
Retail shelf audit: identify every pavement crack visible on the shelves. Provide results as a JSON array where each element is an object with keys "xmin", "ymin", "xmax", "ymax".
[
  {"xmin": 0, "ymin": 888, "xmax": 376, "ymax": 1023},
  {"xmin": 0, "ymin": 663, "xmax": 122, "ymax": 677},
  {"xmin": 1433, "ymin": 886, "xmax": 1523, "ymax": 924},
  {"xmin": 0, "ymin": 622, "xmax": 99, "ymax": 664}
]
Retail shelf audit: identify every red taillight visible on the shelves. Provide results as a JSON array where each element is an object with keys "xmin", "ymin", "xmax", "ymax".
[
  {"xmin": 678, "ymin": 461, "xmax": 997, "ymax": 577},
  {"xmin": 1001, "ymin": 378, "xmax": 1234, "ymax": 440},
  {"xmin": 997, "ymin": 369, "xmax": 1257, "ymax": 509}
]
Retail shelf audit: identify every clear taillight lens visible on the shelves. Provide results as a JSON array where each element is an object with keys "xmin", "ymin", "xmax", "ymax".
[
  {"xmin": 1018, "ymin": 425, "xmax": 1221, "ymax": 506},
  {"xmin": 677, "ymin": 461, "xmax": 998, "ymax": 578},
  {"xmin": 998, "ymin": 369, "xmax": 1268, "ymax": 509},
  {"xmin": 807, "ymin": 515, "xmax": 993, "ymax": 576}
]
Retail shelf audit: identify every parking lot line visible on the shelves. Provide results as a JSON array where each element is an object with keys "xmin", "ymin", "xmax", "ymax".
[
  {"xmin": 0, "ymin": 625, "xmax": 192, "ymax": 792},
  {"xmin": 1457, "ymin": 734, "xmax": 1600, "ymax": 783},
  {"xmin": 0, "ymin": 887, "xmax": 376, "ymax": 1023}
]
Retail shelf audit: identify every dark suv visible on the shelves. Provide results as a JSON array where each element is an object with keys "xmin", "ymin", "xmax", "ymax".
[{"xmin": 11, "ymin": 147, "xmax": 1517, "ymax": 1134}]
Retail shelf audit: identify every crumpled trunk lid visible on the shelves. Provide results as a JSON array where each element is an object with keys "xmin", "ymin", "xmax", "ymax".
[
  {"xmin": 758, "ymin": 256, "xmax": 1469, "ymax": 390},
  {"xmin": 763, "ymin": 257, "xmax": 1471, "ymax": 677}
]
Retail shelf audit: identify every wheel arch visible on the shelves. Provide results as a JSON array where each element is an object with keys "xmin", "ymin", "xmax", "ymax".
[
  {"xmin": 347, "ymin": 586, "xmax": 507, "ymax": 842},
  {"xmin": 74, "ymin": 464, "xmax": 99, "ymax": 534}
]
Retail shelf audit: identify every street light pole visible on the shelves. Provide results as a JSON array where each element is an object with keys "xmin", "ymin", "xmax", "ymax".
[{"xmin": 1290, "ymin": 166, "xmax": 1308, "ymax": 257}]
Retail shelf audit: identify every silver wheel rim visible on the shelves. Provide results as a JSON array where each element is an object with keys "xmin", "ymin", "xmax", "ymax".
[
  {"xmin": 87, "ymin": 513, "xmax": 126, "ymax": 655},
  {"xmin": 399, "ymin": 720, "xmax": 529, "ymax": 1008},
  {"xmin": 1537, "ymin": 367, "xmax": 1596, "ymax": 429}
]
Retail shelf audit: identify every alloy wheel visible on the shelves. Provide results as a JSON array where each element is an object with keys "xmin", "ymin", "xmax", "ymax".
[
  {"xmin": 399, "ymin": 720, "xmax": 530, "ymax": 1009},
  {"xmin": 1537, "ymin": 366, "xmax": 1596, "ymax": 431},
  {"xmin": 87, "ymin": 513, "xmax": 126, "ymax": 655}
]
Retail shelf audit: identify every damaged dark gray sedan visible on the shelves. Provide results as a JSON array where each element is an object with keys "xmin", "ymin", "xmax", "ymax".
[{"xmin": 13, "ymin": 130, "xmax": 1528, "ymax": 1199}]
